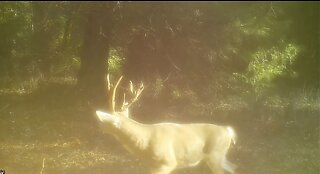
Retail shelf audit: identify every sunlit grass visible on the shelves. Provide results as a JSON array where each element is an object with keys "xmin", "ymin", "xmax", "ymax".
[{"xmin": 0, "ymin": 141, "xmax": 135, "ymax": 174}]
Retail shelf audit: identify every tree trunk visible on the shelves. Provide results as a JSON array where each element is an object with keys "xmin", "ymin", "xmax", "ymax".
[
  {"xmin": 77, "ymin": 10, "xmax": 111, "ymax": 109},
  {"xmin": 32, "ymin": 2, "xmax": 51, "ymax": 78}
]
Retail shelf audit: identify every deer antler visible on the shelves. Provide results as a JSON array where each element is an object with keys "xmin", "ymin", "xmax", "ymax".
[
  {"xmin": 106, "ymin": 74, "xmax": 123, "ymax": 113},
  {"xmin": 121, "ymin": 81, "xmax": 144, "ymax": 112},
  {"xmin": 106, "ymin": 74, "xmax": 144, "ymax": 117}
]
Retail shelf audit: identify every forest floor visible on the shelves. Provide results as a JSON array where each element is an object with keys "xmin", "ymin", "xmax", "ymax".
[{"xmin": 0, "ymin": 83, "xmax": 319, "ymax": 174}]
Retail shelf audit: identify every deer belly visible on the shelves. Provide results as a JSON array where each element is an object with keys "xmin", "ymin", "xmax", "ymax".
[
  {"xmin": 176, "ymin": 154, "xmax": 203, "ymax": 168},
  {"xmin": 175, "ymin": 145, "xmax": 205, "ymax": 168}
]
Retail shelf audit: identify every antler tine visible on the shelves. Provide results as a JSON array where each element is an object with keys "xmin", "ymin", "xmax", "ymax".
[
  {"xmin": 130, "ymin": 81, "xmax": 134, "ymax": 93},
  {"xmin": 126, "ymin": 81, "xmax": 144, "ymax": 109},
  {"xmin": 107, "ymin": 74, "xmax": 111, "ymax": 91},
  {"xmin": 111, "ymin": 76, "xmax": 123, "ymax": 112},
  {"xmin": 106, "ymin": 74, "xmax": 123, "ymax": 113},
  {"xmin": 122, "ymin": 93, "xmax": 127, "ymax": 108}
]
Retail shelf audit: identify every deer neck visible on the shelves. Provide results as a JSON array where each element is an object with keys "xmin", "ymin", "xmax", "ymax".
[{"xmin": 112, "ymin": 117, "xmax": 151, "ymax": 154}]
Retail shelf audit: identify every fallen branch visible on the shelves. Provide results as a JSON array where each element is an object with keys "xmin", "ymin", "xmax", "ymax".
[
  {"xmin": 0, "ymin": 104, "xmax": 9, "ymax": 113},
  {"xmin": 40, "ymin": 158, "xmax": 46, "ymax": 174}
]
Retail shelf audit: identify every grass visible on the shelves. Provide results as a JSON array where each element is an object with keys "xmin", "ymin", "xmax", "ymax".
[{"xmin": 0, "ymin": 81, "xmax": 319, "ymax": 174}]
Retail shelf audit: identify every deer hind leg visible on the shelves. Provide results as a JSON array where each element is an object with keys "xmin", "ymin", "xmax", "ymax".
[
  {"xmin": 206, "ymin": 156, "xmax": 225, "ymax": 174},
  {"xmin": 206, "ymin": 154, "xmax": 236, "ymax": 174},
  {"xmin": 221, "ymin": 157, "xmax": 236, "ymax": 174},
  {"xmin": 150, "ymin": 164, "xmax": 176, "ymax": 174}
]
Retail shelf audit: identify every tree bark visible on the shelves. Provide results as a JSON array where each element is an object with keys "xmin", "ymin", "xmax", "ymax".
[
  {"xmin": 77, "ymin": 9, "xmax": 111, "ymax": 109},
  {"xmin": 32, "ymin": 2, "xmax": 51, "ymax": 77}
]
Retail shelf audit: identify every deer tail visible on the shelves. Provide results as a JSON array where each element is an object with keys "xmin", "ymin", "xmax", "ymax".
[{"xmin": 227, "ymin": 126, "xmax": 236, "ymax": 145}]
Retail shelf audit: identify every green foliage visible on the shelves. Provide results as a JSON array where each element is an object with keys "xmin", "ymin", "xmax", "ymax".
[
  {"xmin": 0, "ymin": 1, "xmax": 317, "ymax": 111},
  {"xmin": 108, "ymin": 48, "xmax": 125, "ymax": 76},
  {"xmin": 243, "ymin": 43, "xmax": 299, "ymax": 95}
]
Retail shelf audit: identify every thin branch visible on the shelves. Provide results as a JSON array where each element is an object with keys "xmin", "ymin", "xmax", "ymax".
[
  {"xmin": 270, "ymin": 2, "xmax": 277, "ymax": 17},
  {"xmin": 168, "ymin": 57, "xmax": 182, "ymax": 71},
  {"xmin": 40, "ymin": 158, "xmax": 46, "ymax": 174},
  {"xmin": 0, "ymin": 104, "xmax": 9, "ymax": 113}
]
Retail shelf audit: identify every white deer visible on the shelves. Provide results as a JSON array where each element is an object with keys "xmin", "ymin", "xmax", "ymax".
[{"xmin": 95, "ymin": 75, "xmax": 236, "ymax": 174}]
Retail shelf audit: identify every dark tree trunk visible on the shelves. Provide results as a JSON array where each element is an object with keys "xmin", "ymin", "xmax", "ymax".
[
  {"xmin": 32, "ymin": 2, "xmax": 51, "ymax": 77},
  {"xmin": 77, "ymin": 10, "xmax": 112, "ymax": 110}
]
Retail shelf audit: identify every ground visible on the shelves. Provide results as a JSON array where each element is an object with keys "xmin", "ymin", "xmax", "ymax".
[{"xmin": 0, "ymin": 84, "xmax": 319, "ymax": 174}]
